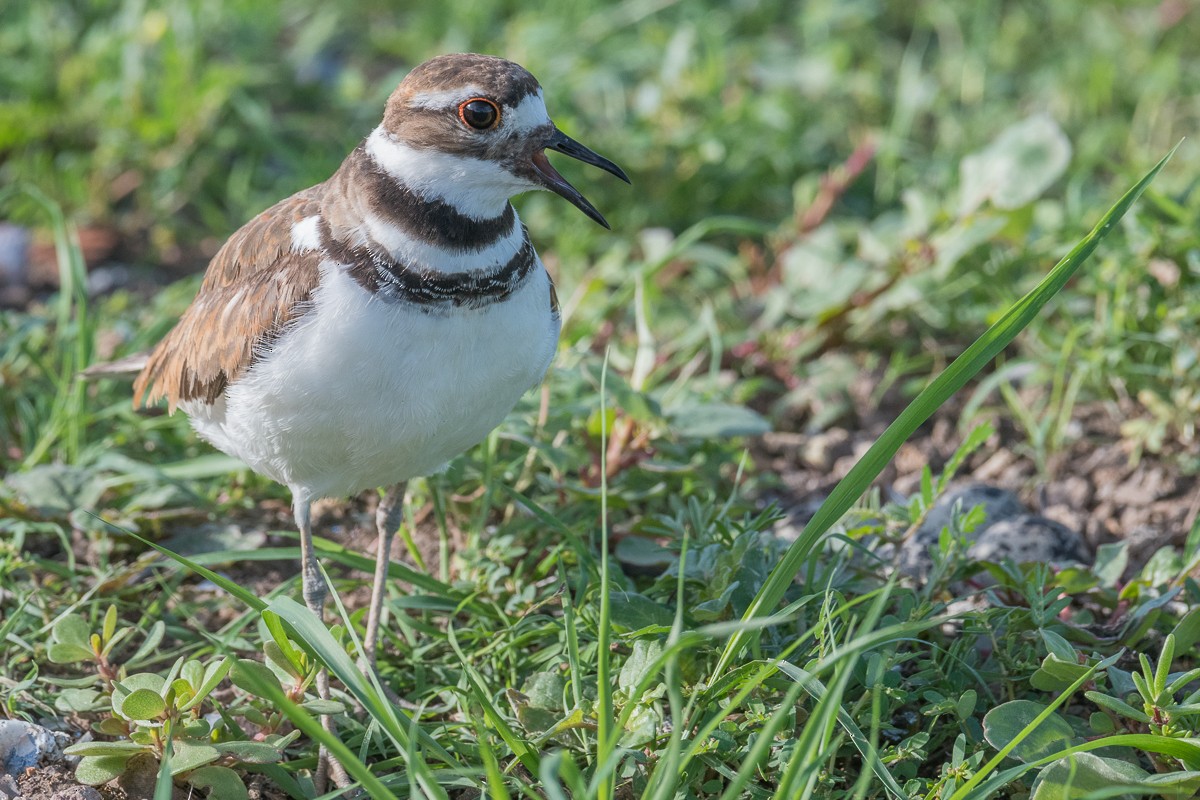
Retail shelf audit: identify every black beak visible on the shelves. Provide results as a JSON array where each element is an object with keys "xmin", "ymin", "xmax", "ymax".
[{"xmin": 531, "ymin": 129, "xmax": 630, "ymax": 229}]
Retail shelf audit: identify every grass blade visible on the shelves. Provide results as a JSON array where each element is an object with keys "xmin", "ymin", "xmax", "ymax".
[
  {"xmin": 716, "ymin": 147, "xmax": 1176, "ymax": 675},
  {"xmin": 232, "ymin": 661, "xmax": 402, "ymax": 800}
]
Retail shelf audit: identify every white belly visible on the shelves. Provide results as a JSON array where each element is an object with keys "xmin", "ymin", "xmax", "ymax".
[{"xmin": 183, "ymin": 263, "xmax": 559, "ymax": 499}]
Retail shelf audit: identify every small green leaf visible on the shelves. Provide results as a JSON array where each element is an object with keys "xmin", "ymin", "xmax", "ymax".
[
  {"xmin": 122, "ymin": 688, "xmax": 167, "ymax": 720},
  {"xmin": 211, "ymin": 740, "xmax": 284, "ymax": 764},
  {"xmin": 1088, "ymin": 712, "xmax": 1115, "ymax": 734},
  {"xmin": 298, "ymin": 698, "xmax": 345, "ymax": 715},
  {"xmin": 75, "ymin": 754, "xmax": 134, "ymax": 786},
  {"xmin": 608, "ymin": 592, "xmax": 674, "ymax": 632},
  {"xmin": 666, "ymin": 402, "xmax": 770, "ymax": 439},
  {"xmin": 1085, "ymin": 690, "xmax": 1150, "ymax": 723},
  {"xmin": 230, "ymin": 658, "xmax": 283, "ymax": 698},
  {"xmin": 618, "ymin": 639, "xmax": 664, "ymax": 694},
  {"xmin": 521, "ymin": 672, "xmax": 566, "ymax": 711},
  {"xmin": 982, "ymin": 700, "xmax": 1076, "ymax": 763},
  {"xmin": 958, "ymin": 114, "xmax": 1072, "ymax": 214},
  {"xmin": 6, "ymin": 464, "xmax": 107, "ymax": 514},
  {"xmin": 102, "ymin": 604, "xmax": 117, "ymax": 645},
  {"xmin": 262, "ymin": 611, "xmax": 304, "ymax": 674},
  {"xmin": 65, "ymin": 741, "xmax": 152, "ymax": 757},
  {"xmin": 171, "ymin": 679, "xmax": 195, "ymax": 709},
  {"xmin": 48, "ymin": 642, "xmax": 94, "ymax": 664},
  {"xmin": 1170, "ymin": 607, "xmax": 1200, "ymax": 654},
  {"xmin": 168, "ymin": 741, "xmax": 220, "ymax": 776},
  {"xmin": 127, "ymin": 621, "xmax": 166, "ymax": 666},
  {"xmin": 1155, "ymin": 634, "xmax": 1175, "ymax": 695},
  {"xmin": 186, "ymin": 765, "xmax": 248, "ymax": 799},
  {"xmin": 1031, "ymin": 654, "xmax": 1091, "ymax": 692},
  {"xmin": 263, "ymin": 642, "xmax": 303, "ymax": 680},
  {"xmin": 52, "ymin": 614, "xmax": 92, "ymax": 649},
  {"xmin": 1030, "ymin": 752, "xmax": 1149, "ymax": 800},
  {"xmin": 955, "ymin": 690, "xmax": 977, "ymax": 720},
  {"xmin": 693, "ymin": 582, "xmax": 739, "ymax": 622},
  {"xmin": 54, "ymin": 688, "xmax": 104, "ymax": 714},
  {"xmin": 94, "ymin": 717, "xmax": 128, "ymax": 736},
  {"xmin": 181, "ymin": 660, "xmax": 204, "ymax": 689},
  {"xmin": 179, "ymin": 657, "xmax": 232, "ymax": 712},
  {"xmin": 508, "ymin": 690, "xmax": 559, "ymax": 735},
  {"xmin": 1040, "ymin": 630, "xmax": 1076, "ymax": 662},
  {"xmin": 183, "ymin": 719, "xmax": 212, "ymax": 739}
]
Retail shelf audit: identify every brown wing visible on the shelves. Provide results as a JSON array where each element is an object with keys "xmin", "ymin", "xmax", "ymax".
[{"xmin": 133, "ymin": 189, "xmax": 324, "ymax": 412}]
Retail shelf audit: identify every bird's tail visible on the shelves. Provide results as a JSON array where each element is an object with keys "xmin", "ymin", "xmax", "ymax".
[{"xmin": 78, "ymin": 352, "xmax": 150, "ymax": 381}]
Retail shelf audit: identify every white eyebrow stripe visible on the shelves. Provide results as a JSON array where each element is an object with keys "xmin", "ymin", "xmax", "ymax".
[
  {"xmin": 406, "ymin": 88, "xmax": 550, "ymax": 135},
  {"xmin": 502, "ymin": 89, "xmax": 551, "ymax": 135},
  {"xmin": 407, "ymin": 85, "xmax": 488, "ymax": 109}
]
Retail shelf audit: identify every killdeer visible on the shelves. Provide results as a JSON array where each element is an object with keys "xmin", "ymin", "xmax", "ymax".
[{"xmin": 125, "ymin": 51, "xmax": 627, "ymax": 759}]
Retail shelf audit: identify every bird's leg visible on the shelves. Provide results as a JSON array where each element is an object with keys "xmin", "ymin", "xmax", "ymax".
[
  {"xmin": 294, "ymin": 492, "xmax": 352, "ymax": 790},
  {"xmin": 296, "ymin": 493, "xmax": 327, "ymax": 619},
  {"xmin": 364, "ymin": 481, "xmax": 407, "ymax": 671}
]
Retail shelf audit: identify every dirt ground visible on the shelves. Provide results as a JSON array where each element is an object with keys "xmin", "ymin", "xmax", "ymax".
[{"xmin": 757, "ymin": 379, "xmax": 1200, "ymax": 573}]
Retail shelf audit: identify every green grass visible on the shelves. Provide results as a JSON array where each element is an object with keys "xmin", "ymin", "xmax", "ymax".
[{"xmin": 3, "ymin": 1, "xmax": 1200, "ymax": 798}]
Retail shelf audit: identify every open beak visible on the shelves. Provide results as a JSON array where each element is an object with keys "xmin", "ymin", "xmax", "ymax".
[{"xmin": 531, "ymin": 129, "xmax": 630, "ymax": 229}]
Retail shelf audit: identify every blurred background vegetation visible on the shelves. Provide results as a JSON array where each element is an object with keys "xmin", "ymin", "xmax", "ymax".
[
  {"xmin": 3, "ymin": 0, "xmax": 1197, "ymax": 453},
  {"xmin": 3, "ymin": 3, "xmax": 1200, "ymax": 796}
]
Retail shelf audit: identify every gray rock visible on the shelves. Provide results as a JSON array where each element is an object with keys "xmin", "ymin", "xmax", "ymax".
[
  {"xmin": 970, "ymin": 514, "xmax": 1091, "ymax": 566},
  {"xmin": 0, "ymin": 773, "xmax": 20, "ymax": 800},
  {"xmin": 0, "ymin": 223, "xmax": 30, "ymax": 286},
  {"xmin": 0, "ymin": 720, "xmax": 69, "ymax": 776},
  {"xmin": 898, "ymin": 484, "xmax": 1024, "ymax": 575}
]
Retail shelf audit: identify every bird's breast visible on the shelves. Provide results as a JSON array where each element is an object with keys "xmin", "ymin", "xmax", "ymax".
[{"xmin": 185, "ymin": 259, "xmax": 559, "ymax": 498}]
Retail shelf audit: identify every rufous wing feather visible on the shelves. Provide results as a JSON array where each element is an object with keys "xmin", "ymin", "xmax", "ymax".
[{"xmin": 133, "ymin": 190, "xmax": 324, "ymax": 412}]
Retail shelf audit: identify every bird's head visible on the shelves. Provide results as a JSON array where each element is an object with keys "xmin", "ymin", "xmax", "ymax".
[{"xmin": 371, "ymin": 53, "xmax": 630, "ymax": 227}]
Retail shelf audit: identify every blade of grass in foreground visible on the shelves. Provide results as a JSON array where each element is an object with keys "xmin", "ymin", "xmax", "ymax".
[
  {"xmin": 99, "ymin": 519, "xmax": 267, "ymax": 612},
  {"xmin": 232, "ymin": 662, "xmax": 402, "ymax": 800},
  {"xmin": 593, "ymin": 349, "xmax": 616, "ymax": 800},
  {"xmin": 715, "ymin": 147, "xmax": 1177, "ymax": 676}
]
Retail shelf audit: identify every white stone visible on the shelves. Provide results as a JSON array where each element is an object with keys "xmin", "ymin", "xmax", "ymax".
[{"xmin": 0, "ymin": 720, "xmax": 69, "ymax": 776}]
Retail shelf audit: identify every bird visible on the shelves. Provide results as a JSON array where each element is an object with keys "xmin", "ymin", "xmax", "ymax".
[{"xmin": 116, "ymin": 52, "xmax": 627, "ymax": 778}]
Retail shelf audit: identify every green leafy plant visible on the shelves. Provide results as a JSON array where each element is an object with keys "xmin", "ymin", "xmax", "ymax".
[
  {"xmin": 47, "ymin": 605, "xmax": 328, "ymax": 796},
  {"xmin": 1087, "ymin": 634, "xmax": 1200, "ymax": 739}
]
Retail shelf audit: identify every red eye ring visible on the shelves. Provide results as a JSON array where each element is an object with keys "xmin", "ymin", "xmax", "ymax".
[{"xmin": 458, "ymin": 97, "xmax": 500, "ymax": 130}]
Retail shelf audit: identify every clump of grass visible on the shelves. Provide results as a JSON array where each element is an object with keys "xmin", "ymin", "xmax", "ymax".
[
  {"xmin": 5, "ymin": 2, "xmax": 1200, "ymax": 798},
  {"xmin": 10, "ymin": 157, "xmax": 1196, "ymax": 800}
]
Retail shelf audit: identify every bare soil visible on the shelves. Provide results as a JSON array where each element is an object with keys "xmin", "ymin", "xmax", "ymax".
[{"xmin": 758, "ymin": 377, "xmax": 1200, "ymax": 574}]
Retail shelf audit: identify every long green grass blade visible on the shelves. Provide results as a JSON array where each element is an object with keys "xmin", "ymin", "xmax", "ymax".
[
  {"xmin": 232, "ymin": 662, "xmax": 401, "ymax": 800},
  {"xmin": 100, "ymin": 520, "xmax": 266, "ymax": 611},
  {"xmin": 716, "ymin": 147, "xmax": 1176, "ymax": 675},
  {"xmin": 948, "ymin": 651, "xmax": 1124, "ymax": 800},
  {"xmin": 593, "ymin": 350, "xmax": 616, "ymax": 800},
  {"xmin": 446, "ymin": 626, "xmax": 541, "ymax": 776}
]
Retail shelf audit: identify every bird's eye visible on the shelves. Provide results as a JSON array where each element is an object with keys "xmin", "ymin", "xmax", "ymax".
[{"xmin": 458, "ymin": 98, "xmax": 500, "ymax": 130}]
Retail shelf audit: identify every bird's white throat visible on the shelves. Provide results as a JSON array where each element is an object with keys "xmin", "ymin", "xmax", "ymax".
[{"xmin": 365, "ymin": 127, "xmax": 534, "ymax": 220}]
